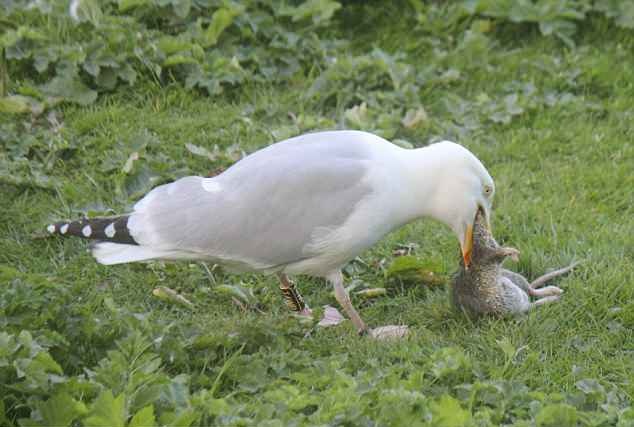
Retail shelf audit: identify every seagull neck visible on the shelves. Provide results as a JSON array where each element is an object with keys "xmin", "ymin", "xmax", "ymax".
[{"xmin": 395, "ymin": 146, "xmax": 444, "ymax": 220}]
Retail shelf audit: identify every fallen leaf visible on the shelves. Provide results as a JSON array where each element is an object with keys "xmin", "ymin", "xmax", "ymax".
[
  {"xmin": 152, "ymin": 286, "xmax": 194, "ymax": 308},
  {"xmin": 185, "ymin": 143, "xmax": 219, "ymax": 161},
  {"xmin": 318, "ymin": 305, "xmax": 345, "ymax": 327},
  {"xmin": 344, "ymin": 102, "xmax": 369, "ymax": 128},
  {"xmin": 122, "ymin": 152, "xmax": 139, "ymax": 174},
  {"xmin": 401, "ymin": 107, "xmax": 428, "ymax": 129}
]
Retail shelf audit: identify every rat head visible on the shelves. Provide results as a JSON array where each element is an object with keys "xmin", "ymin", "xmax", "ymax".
[
  {"xmin": 469, "ymin": 209, "xmax": 520, "ymax": 265},
  {"xmin": 470, "ymin": 208, "xmax": 500, "ymax": 264}
]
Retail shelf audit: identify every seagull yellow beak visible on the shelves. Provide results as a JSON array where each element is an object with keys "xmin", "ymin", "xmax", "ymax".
[{"xmin": 461, "ymin": 223, "xmax": 473, "ymax": 268}]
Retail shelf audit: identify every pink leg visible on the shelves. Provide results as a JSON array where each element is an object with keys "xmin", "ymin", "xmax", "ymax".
[
  {"xmin": 528, "ymin": 286, "xmax": 563, "ymax": 297},
  {"xmin": 329, "ymin": 271, "xmax": 367, "ymax": 334},
  {"xmin": 530, "ymin": 296, "xmax": 561, "ymax": 308}
]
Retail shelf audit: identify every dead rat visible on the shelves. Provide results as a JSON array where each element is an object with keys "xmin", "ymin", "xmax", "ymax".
[{"xmin": 452, "ymin": 210, "xmax": 578, "ymax": 316}]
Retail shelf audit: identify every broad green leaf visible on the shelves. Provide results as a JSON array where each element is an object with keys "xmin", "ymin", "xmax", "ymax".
[
  {"xmin": 0, "ymin": 26, "xmax": 44, "ymax": 49},
  {"xmin": 70, "ymin": 0, "xmax": 103, "ymax": 27},
  {"xmin": 38, "ymin": 394, "xmax": 88, "ymax": 427},
  {"xmin": 386, "ymin": 256, "xmax": 446, "ymax": 286},
  {"xmin": 429, "ymin": 395, "xmax": 471, "ymax": 427},
  {"xmin": 170, "ymin": 0, "xmax": 191, "ymax": 19},
  {"xmin": 118, "ymin": 0, "xmax": 150, "ymax": 12},
  {"xmin": 161, "ymin": 374, "xmax": 191, "ymax": 409},
  {"xmin": 131, "ymin": 385, "xmax": 164, "ymax": 413},
  {"xmin": 576, "ymin": 378, "xmax": 606, "ymax": 405},
  {"xmin": 13, "ymin": 351, "xmax": 63, "ymax": 390},
  {"xmin": 163, "ymin": 54, "xmax": 198, "ymax": 67},
  {"xmin": 158, "ymin": 409, "xmax": 198, "ymax": 427},
  {"xmin": 84, "ymin": 391, "xmax": 126, "ymax": 427},
  {"xmin": 536, "ymin": 403, "xmax": 578, "ymax": 427},
  {"xmin": 128, "ymin": 405, "xmax": 156, "ymax": 427},
  {"xmin": 40, "ymin": 75, "xmax": 97, "ymax": 105},
  {"xmin": 170, "ymin": 409, "xmax": 198, "ymax": 427},
  {"xmin": 619, "ymin": 407, "xmax": 634, "ymax": 426},
  {"xmin": 0, "ymin": 95, "xmax": 43, "ymax": 115},
  {"xmin": 157, "ymin": 36, "xmax": 194, "ymax": 55},
  {"xmin": 202, "ymin": 8, "xmax": 239, "ymax": 47},
  {"xmin": 279, "ymin": 0, "xmax": 342, "ymax": 24},
  {"xmin": 430, "ymin": 347, "xmax": 472, "ymax": 384},
  {"xmin": 95, "ymin": 67, "xmax": 117, "ymax": 90},
  {"xmin": 118, "ymin": 64, "xmax": 137, "ymax": 84}
]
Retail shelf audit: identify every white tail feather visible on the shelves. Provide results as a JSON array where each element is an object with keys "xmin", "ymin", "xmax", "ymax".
[{"xmin": 91, "ymin": 242, "xmax": 186, "ymax": 265}]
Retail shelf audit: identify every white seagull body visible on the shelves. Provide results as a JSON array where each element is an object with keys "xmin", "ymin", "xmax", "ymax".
[{"xmin": 49, "ymin": 130, "xmax": 494, "ymax": 335}]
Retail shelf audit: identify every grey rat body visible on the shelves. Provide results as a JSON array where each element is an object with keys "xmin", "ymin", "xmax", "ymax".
[{"xmin": 452, "ymin": 211, "xmax": 578, "ymax": 316}]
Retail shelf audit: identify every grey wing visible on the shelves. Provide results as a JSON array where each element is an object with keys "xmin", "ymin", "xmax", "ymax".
[{"xmin": 127, "ymin": 153, "xmax": 372, "ymax": 269}]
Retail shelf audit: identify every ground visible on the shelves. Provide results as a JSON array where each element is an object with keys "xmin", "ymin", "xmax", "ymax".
[{"xmin": 1, "ymin": 2, "xmax": 633, "ymax": 426}]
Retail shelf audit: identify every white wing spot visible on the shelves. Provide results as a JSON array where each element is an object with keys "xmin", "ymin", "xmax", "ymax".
[
  {"xmin": 202, "ymin": 179, "xmax": 222, "ymax": 193},
  {"xmin": 82, "ymin": 225, "xmax": 92, "ymax": 237},
  {"xmin": 60, "ymin": 224, "xmax": 69, "ymax": 234},
  {"xmin": 105, "ymin": 223, "xmax": 116, "ymax": 238},
  {"xmin": 47, "ymin": 224, "xmax": 56, "ymax": 234}
]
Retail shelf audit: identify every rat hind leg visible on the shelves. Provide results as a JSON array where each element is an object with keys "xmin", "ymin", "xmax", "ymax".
[
  {"xmin": 499, "ymin": 277, "xmax": 531, "ymax": 314},
  {"xmin": 528, "ymin": 286, "xmax": 563, "ymax": 297},
  {"xmin": 502, "ymin": 269, "xmax": 564, "ymax": 298},
  {"xmin": 530, "ymin": 295, "xmax": 561, "ymax": 308}
]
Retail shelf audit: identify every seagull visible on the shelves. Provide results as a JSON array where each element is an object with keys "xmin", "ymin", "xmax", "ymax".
[{"xmin": 47, "ymin": 130, "xmax": 494, "ymax": 336}]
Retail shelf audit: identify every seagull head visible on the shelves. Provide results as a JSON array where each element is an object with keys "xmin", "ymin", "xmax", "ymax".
[{"xmin": 422, "ymin": 141, "xmax": 494, "ymax": 268}]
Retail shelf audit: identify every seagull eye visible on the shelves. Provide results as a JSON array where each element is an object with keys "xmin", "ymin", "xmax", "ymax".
[{"xmin": 484, "ymin": 185, "xmax": 493, "ymax": 196}]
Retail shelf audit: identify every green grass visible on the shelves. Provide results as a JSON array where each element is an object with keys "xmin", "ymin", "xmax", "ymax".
[{"xmin": 2, "ymin": 5, "xmax": 634, "ymax": 427}]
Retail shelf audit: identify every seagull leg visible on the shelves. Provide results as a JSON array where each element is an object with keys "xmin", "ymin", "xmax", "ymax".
[
  {"xmin": 329, "ymin": 271, "xmax": 368, "ymax": 334},
  {"xmin": 277, "ymin": 273, "xmax": 312, "ymax": 317},
  {"xmin": 327, "ymin": 271, "xmax": 407, "ymax": 339}
]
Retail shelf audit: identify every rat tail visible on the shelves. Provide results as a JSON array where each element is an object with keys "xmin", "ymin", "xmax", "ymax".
[{"xmin": 530, "ymin": 261, "xmax": 581, "ymax": 289}]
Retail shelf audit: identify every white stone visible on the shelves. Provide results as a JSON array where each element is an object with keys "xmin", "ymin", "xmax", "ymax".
[
  {"xmin": 82, "ymin": 225, "xmax": 92, "ymax": 237},
  {"xmin": 60, "ymin": 224, "xmax": 69, "ymax": 234}
]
